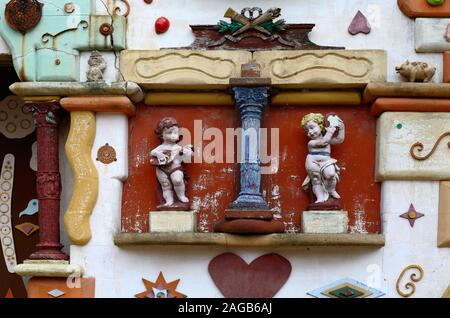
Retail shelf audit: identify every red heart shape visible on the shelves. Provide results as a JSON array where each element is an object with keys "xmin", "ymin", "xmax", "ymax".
[{"xmin": 208, "ymin": 253, "xmax": 291, "ymax": 298}]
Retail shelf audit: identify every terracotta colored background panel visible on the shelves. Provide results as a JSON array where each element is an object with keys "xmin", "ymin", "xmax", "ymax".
[
  {"xmin": 27, "ymin": 277, "xmax": 95, "ymax": 298},
  {"xmin": 122, "ymin": 104, "xmax": 380, "ymax": 234}
]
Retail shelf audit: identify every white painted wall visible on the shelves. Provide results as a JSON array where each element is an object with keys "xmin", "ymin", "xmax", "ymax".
[
  {"xmin": 126, "ymin": 0, "xmax": 443, "ymax": 83},
  {"xmin": 60, "ymin": 0, "xmax": 450, "ymax": 298},
  {"xmin": 69, "ymin": 179, "xmax": 450, "ymax": 298}
]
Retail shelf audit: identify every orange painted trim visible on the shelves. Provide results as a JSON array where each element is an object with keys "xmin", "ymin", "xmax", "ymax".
[
  {"xmin": 398, "ymin": 0, "xmax": 450, "ymax": 18},
  {"xmin": 444, "ymin": 52, "xmax": 450, "ymax": 83},
  {"xmin": 27, "ymin": 277, "xmax": 95, "ymax": 298},
  {"xmin": 60, "ymin": 96, "xmax": 136, "ymax": 116},
  {"xmin": 371, "ymin": 98, "xmax": 450, "ymax": 116}
]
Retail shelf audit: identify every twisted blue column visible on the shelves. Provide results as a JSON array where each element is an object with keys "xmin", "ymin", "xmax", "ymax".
[{"xmin": 229, "ymin": 86, "xmax": 269, "ymax": 210}]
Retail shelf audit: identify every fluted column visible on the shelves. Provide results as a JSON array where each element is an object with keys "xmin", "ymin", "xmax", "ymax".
[
  {"xmin": 229, "ymin": 86, "xmax": 269, "ymax": 210},
  {"xmin": 215, "ymin": 63, "xmax": 284, "ymax": 234}
]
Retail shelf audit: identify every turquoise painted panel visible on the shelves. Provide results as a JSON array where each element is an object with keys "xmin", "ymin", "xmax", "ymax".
[
  {"xmin": 0, "ymin": 0, "xmax": 126, "ymax": 82},
  {"xmin": 86, "ymin": 15, "xmax": 126, "ymax": 51},
  {"xmin": 36, "ymin": 48, "xmax": 80, "ymax": 81}
]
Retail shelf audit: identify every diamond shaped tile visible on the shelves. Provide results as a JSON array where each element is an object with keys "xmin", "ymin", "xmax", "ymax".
[
  {"xmin": 326, "ymin": 284, "xmax": 368, "ymax": 298},
  {"xmin": 15, "ymin": 222, "xmax": 39, "ymax": 236},
  {"xmin": 48, "ymin": 289, "xmax": 65, "ymax": 298},
  {"xmin": 308, "ymin": 277, "xmax": 385, "ymax": 298}
]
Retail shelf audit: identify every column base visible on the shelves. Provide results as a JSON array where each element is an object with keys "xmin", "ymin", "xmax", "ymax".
[
  {"xmin": 228, "ymin": 195, "xmax": 269, "ymax": 211},
  {"xmin": 301, "ymin": 210, "xmax": 349, "ymax": 234},
  {"xmin": 224, "ymin": 209, "xmax": 274, "ymax": 220},
  {"xmin": 29, "ymin": 249, "xmax": 69, "ymax": 261},
  {"xmin": 14, "ymin": 260, "xmax": 82, "ymax": 277},
  {"xmin": 214, "ymin": 219, "xmax": 284, "ymax": 234}
]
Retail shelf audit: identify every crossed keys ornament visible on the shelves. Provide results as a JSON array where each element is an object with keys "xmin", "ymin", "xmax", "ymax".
[{"xmin": 223, "ymin": 7, "xmax": 286, "ymax": 36}]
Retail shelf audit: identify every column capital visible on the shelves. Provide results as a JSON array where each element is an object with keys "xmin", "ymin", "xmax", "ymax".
[
  {"xmin": 25, "ymin": 100, "xmax": 61, "ymax": 128},
  {"xmin": 232, "ymin": 86, "xmax": 270, "ymax": 106},
  {"xmin": 232, "ymin": 87, "xmax": 270, "ymax": 120}
]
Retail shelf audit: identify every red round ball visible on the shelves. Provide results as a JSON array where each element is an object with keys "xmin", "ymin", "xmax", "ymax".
[{"xmin": 155, "ymin": 17, "xmax": 170, "ymax": 34}]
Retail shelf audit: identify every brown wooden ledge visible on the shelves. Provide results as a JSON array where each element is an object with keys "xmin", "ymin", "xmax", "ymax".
[
  {"xmin": 364, "ymin": 83, "xmax": 450, "ymax": 103},
  {"xmin": 114, "ymin": 233, "xmax": 385, "ymax": 247}
]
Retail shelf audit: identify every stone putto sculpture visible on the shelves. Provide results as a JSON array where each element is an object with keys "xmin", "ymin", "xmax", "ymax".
[
  {"xmin": 395, "ymin": 60, "xmax": 436, "ymax": 83},
  {"xmin": 150, "ymin": 117, "xmax": 193, "ymax": 210},
  {"xmin": 301, "ymin": 113, "xmax": 345, "ymax": 207},
  {"xmin": 86, "ymin": 51, "xmax": 107, "ymax": 82}
]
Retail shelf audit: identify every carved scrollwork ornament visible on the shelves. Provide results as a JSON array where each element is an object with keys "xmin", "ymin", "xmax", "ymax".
[
  {"xmin": 114, "ymin": 0, "xmax": 130, "ymax": 18},
  {"xmin": 410, "ymin": 132, "xmax": 450, "ymax": 161},
  {"xmin": 396, "ymin": 265, "xmax": 424, "ymax": 298}
]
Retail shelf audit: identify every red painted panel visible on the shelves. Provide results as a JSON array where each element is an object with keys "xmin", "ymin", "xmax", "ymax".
[{"xmin": 122, "ymin": 104, "xmax": 380, "ymax": 234}]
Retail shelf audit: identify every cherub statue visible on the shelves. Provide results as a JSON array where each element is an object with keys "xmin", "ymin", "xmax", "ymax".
[
  {"xmin": 150, "ymin": 117, "xmax": 193, "ymax": 209},
  {"xmin": 300, "ymin": 113, "xmax": 345, "ymax": 206},
  {"xmin": 86, "ymin": 51, "xmax": 107, "ymax": 82}
]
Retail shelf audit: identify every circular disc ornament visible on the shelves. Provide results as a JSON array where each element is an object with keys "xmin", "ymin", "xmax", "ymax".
[
  {"xmin": 5, "ymin": 0, "xmax": 43, "ymax": 34},
  {"xmin": 96, "ymin": 143, "xmax": 117, "ymax": 164}
]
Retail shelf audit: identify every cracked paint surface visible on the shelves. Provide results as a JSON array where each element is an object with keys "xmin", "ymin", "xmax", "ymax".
[
  {"xmin": 122, "ymin": 104, "xmax": 380, "ymax": 233},
  {"xmin": 0, "ymin": 0, "xmax": 126, "ymax": 81}
]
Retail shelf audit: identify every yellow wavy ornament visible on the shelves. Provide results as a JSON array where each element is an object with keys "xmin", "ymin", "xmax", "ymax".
[
  {"xmin": 396, "ymin": 265, "xmax": 424, "ymax": 298},
  {"xmin": 64, "ymin": 111, "xmax": 98, "ymax": 245}
]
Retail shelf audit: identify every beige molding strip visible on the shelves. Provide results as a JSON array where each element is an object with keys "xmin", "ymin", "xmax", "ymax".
[
  {"xmin": 255, "ymin": 50, "xmax": 387, "ymax": 88},
  {"xmin": 114, "ymin": 233, "xmax": 385, "ymax": 247},
  {"xmin": 14, "ymin": 260, "xmax": 83, "ymax": 278},
  {"xmin": 121, "ymin": 49, "xmax": 386, "ymax": 90},
  {"xmin": 438, "ymin": 181, "xmax": 450, "ymax": 247},
  {"xmin": 121, "ymin": 50, "xmax": 252, "ymax": 90},
  {"xmin": 9, "ymin": 82, "xmax": 144, "ymax": 103},
  {"xmin": 64, "ymin": 111, "xmax": 98, "ymax": 246}
]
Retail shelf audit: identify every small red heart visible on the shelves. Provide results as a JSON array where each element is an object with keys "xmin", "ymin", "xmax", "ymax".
[{"xmin": 208, "ymin": 253, "xmax": 291, "ymax": 298}]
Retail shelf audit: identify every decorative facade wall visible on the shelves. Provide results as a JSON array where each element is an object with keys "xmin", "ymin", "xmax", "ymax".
[{"xmin": 0, "ymin": 0, "xmax": 448, "ymax": 299}]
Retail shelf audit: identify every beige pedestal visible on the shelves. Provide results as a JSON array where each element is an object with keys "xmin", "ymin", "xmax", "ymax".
[
  {"xmin": 14, "ymin": 260, "xmax": 83, "ymax": 277},
  {"xmin": 302, "ymin": 211, "xmax": 349, "ymax": 234},
  {"xmin": 149, "ymin": 211, "xmax": 197, "ymax": 233}
]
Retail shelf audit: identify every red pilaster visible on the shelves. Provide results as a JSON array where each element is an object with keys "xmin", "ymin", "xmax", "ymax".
[{"xmin": 26, "ymin": 101, "xmax": 68, "ymax": 260}]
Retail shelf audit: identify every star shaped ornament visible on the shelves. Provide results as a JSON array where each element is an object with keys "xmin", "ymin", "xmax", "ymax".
[
  {"xmin": 135, "ymin": 272, "xmax": 186, "ymax": 298},
  {"xmin": 400, "ymin": 204, "xmax": 424, "ymax": 227}
]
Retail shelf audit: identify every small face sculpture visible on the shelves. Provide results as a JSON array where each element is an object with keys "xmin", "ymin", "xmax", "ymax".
[
  {"xmin": 305, "ymin": 120, "xmax": 322, "ymax": 139},
  {"xmin": 162, "ymin": 126, "xmax": 180, "ymax": 143}
]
